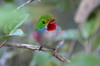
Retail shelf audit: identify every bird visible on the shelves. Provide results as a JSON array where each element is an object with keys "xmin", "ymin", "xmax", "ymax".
[{"xmin": 33, "ymin": 14, "xmax": 64, "ymax": 52}]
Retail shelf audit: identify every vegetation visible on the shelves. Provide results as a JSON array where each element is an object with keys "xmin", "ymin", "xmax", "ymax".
[{"xmin": 0, "ymin": 0, "xmax": 100, "ymax": 66}]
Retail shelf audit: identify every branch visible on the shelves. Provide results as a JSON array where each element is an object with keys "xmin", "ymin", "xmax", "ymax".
[
  {"xmin": 75, "ymin": 0, "xmax": 100, "ymax": 23},
  {"xmin": 13, "ymin": 0, "xmax": 35, "ymax": 13},
  {"xmin": 0, "ymin": 43, "xmax": 70, "ymax": 62}
]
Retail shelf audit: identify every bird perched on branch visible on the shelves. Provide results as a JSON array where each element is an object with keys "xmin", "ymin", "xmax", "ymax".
[{"xmin": 33, "ymin": 14, "xmax": 64, "ymax": 52}]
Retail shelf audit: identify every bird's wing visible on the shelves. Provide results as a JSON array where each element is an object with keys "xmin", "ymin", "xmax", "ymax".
[
  {"xmin": 33, "ymin": 32, "xmax": 40, "ymax": 43},
  {"xmin": 56, "ymin": 25, "xmax": 62, "ymax": 31}
]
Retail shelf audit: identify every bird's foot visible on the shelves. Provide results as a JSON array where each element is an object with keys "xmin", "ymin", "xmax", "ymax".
[
  {"xmin": 52, "ymin": 49, "xmax": 58, "ymax": 54},
  {"xmin": 39, "ymin": 46, "xmax": 43, "ymax": 51}
]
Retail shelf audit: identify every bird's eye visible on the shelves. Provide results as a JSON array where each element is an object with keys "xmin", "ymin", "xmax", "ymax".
[{"xmin": 42, "ymin": 21, "xmax": 45, "ymax": 24}]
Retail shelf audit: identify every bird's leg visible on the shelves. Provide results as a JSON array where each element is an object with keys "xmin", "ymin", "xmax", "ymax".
[
  {"xmin": 52, "ymin": 49, "xmax": 58, "ymax": 54},
  {"xmin": 39, "ymin": 46, "xmax": 43, "ymax": 51}
]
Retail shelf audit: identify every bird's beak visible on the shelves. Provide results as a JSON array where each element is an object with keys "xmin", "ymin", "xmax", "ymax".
[
  {"xmin": 49, "ymin": 18, "xmax": 56, "ymax": 24},
  {"xmin": 45, "ymin": 18, "xmax": 56, "ymax": 28},
  {"xmin": 51, "ymin": 18, "xmax": 56, "ymax": 22}
]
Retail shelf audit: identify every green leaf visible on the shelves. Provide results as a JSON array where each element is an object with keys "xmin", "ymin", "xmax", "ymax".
[
  {"xmin": 65, "ymin": 54, "xmax": 100, "ymax": 66},
  {"xmin": 0, "ymin": 4, "xmax": 28, "ymax": 40},
  {"xmin": 81, "ymin": 19, "xmax": 95, "ymax": 39},
  {"xmin": 9, "ymin": 29, "xmax": 25, "ymax": 37},
  {"xmin": 81, "ymin": 12, "xmax": 100, "ymax": 39},
  {"xmin": 4, "ymin": 0, "xmax": 14, "ymax": 2},
  {"xmin": 34, "ymin": 51, "xmax": 50, "ymax": 66},
  {"xmin": 13, "ymin": 14, "xmax": 29, "ymax": 29},
  {"xmin": 0, "ymin": 29, "xmax": 25, "ymax": 40},
  {"xmin": 4, "ymin": 13, "xmax": 29, "ymax": 34},
  {"xmin": 92, "ymin": 35, "xmax": 100, "ymax": 50},
  {"xmin": 0, "ymin": 4, "xmax": 29, "ymax": 34},
  {"xmin": 0, "ymin": 4, "xmax": 15, "ymax": 32},
  {"xmin": 0, "ymin": 35, "xmax": 11, "ymax": 40},
  {"xmin": 56, "ymin": 29, "xmax": 79, "ymax": 40}
]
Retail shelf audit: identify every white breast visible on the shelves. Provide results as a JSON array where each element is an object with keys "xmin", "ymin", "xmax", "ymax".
[{"xmin": 44, "ymin": 31, "xmax": 56, "ymax": 39}]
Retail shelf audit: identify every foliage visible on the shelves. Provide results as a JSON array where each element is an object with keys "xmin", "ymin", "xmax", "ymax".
[
  {"xmin": 65, "ymin": 54, "xmax": 100, "ymax": 66},
  {"xmin": 0, "ymin": 0, "xmax": 100, "ymax": 66},
  {"xmin": 0, "ymin": 4, "xmax": 29, "ymax": 40},
  {"xmin": 56, "ymin": 29, "xmax": 79, "ymax": 40}
]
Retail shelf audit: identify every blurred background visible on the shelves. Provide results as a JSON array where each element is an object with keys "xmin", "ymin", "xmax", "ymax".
[{"xmin": 0, "ymin": 0, "xmax": 100, "ymax": 66}]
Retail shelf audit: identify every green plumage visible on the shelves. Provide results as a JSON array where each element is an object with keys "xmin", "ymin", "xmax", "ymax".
[{"xmin": 36, "ymin": 14, "xmax": 55, "ymax": 30}]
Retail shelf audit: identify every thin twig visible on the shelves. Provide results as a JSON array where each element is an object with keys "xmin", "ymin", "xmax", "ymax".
[
  {"xmin": 75, "ymin": 0, "xmax": 100, "ymax": 23},
  {"xmin": 51, "ymin": 50, "xmax": 70, "ymax": 62},
  {"xmin": 0, "ymin": 43, "xmax": 70, "ymax": 62},
  {"xmin": 0, "ymin": 39, "xmax": 7, "ymax": 47},
  {"xmin": 13, "ymin": 0, "xmax": 35, "ymax": 13}
]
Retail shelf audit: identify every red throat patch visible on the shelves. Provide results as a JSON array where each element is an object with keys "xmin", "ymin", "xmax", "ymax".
[{"xmin": 47, "ymin": 19, "xmax": 56, "ymax": 31}]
